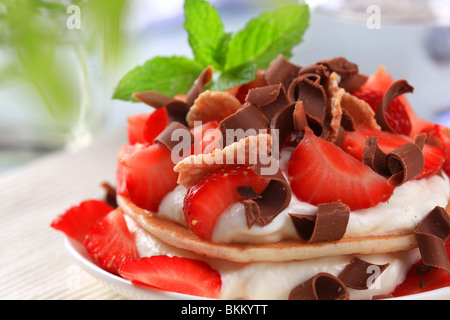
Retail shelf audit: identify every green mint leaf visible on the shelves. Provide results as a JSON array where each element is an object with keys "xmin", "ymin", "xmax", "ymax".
[
  {"xmin": 113, "ymin": 56, "xmax": 203, "ymax": 101},
  {"xmin": 184, "ymin": 0, "xmax": 225, "ymax": 69},
  {"xmin": 210, "ymin": 61, "xmax": 257, "ymax": 92},
  {"xmin": 224, "ymin": 4, "xmax": 309, "ymax": 71}
]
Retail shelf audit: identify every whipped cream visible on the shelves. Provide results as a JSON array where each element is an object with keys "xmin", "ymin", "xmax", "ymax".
[
  {"xmin": 157, "ymin": 173, "xmax": 450, "ymax": 244},
  {"xmin": 125, "ymin": 214, "xmax": 420, "ymax": 300}
]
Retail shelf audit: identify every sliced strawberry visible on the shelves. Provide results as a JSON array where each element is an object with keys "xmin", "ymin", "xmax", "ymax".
[
  {"xmin": 84, "ymin": 209, "xmax": 139, "ymax": 275},
  {"xmin": 418, "ymin": 122, "xmax": 450, "ymax": 177},
  {"xmin": 352, "ymin": 88, "xmax": 412, "ymax": 136},
  {"xmin": 119, "ymin": 255, "xmax": 222, "ymax": 298},
  {"xmin": 50, "ymin": 200, "xmax": 114, "ymax": 243},
  {"xmin": 288, "ymin": 127, "xmax": 394, "ymax": 210},
  {"xmin": 342, "ymin": 126, "xmax": 446, "ymax": 179},
  {"xmin": 360, "ymin": 64, "xmax": 393, "ymax": 92},
  {"xmin": 143, "ymin": 108, "xmax": 168, "ymax": 143},
  {"xmin": 127, "ymin": 113, "xmax": 150, "ymax": 145},
  {"xmin": 392, "ymin": 243, "xmax": 450, "ymax": 297},
  {"xmin": 116, "ymin": 144, "xmax": 146, "ymax": 197},
  {"xmin": 183, "ymin": 165, "xmax": 269, "ymax": 240},
  {"xmin": 127, "ymin": 108, "xmax": 168, "ymax": 145},
  {"xmin": 234, "ymin": 70, "xmax": 267, "ymax": 104},
  {"xmin": 121, "ymin": 143, "xmax": 178, "ymax": 212},
  {"xmin": 190, "ymin": 120, "xmax": 222, "ymax": 155}
]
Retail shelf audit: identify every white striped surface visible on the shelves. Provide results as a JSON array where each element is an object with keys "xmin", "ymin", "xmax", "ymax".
[{"xmin": 0, "ymin": 129, "xmax": 128, "ymax": 299}]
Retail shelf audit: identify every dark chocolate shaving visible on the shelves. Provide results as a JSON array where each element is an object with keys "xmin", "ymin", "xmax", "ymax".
[
  {"xmin": 185, "ymin": 66, "xmax": 213, "ymax": 107},
  {"xmin": 317, "ymin": 57, "xmax": 368, "ymax": 92},
  {"xmin": 101, "ymin": 182, "xmax": 117, "ymax": 208},
  {"xmin": 241, "ymin": 163, "xmax": 292, "ymax": 229},
  {"xmin": 362, "ymin": 136, "xmax": 391, "ymax": 178},
  {"xmin": 376, "ymin": 79, "xmax": 414, "ymax": 135},
  {"xmin": 269, "ymin": 102, "xmax": 304, "ymax": 154},
  {"xmin": 237, "ymin": 186, "xmax": 259, "ymax": 199},
  {"xmin": 386, "ymin": 141, "xmax": 425, "ymax": 186},
  {"xmin": 245, "ymin": 84, "xmax": 290, "ymax": 120},
  {"xmin": 287, "ymin": 74, "xmax": 328, "ymax": 129},
  {"xmin": 154, "ymin": 121, "xmax": 193, "ymax": 157},
  {"xmin": 339, "ymin": 73, "xmax": 368, "ymax": 93},
  {"xmin": 338, "ymin": 257, "xmax": 390, "ymax": 290},
  {"xmin": 219, "ymin": 104, "xmax": 270, "ymax": 147},
  {"xmin": 413, "ymin": 206, "xmax": 450, "ymax": 274},
  {"xmin": 289, "ymin": 201, "xmax": 350, "ymax": 243},
  {"xmin": 288, "ymin": 272, "xmax": 350, "ymax": 300},
  {"xmin": 131, "ymin": 91, "xmax": 190, "ymax": 127},
  {"xmin": 132, "ymin": 91, "xmax": 174, "ymax": 109},
  {"xmin": 164, "ymin": 100, "xmax": 191, "ymax": 127},
  {"xmin": 264, "ymin": 54, "xmax": 301, "ymax": 88},
  {"xmin": 362, "ymin": 135, "xmax": 425, "ymax": 187}
]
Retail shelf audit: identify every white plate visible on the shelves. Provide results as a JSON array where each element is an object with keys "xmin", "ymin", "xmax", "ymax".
[{"xmin": 65, "ymin": 236, "xmax": 450, "ymax": 300}]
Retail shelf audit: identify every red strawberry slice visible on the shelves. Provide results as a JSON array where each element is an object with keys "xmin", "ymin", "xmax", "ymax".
[
  {"xmin": 190, "ymin": 120, "xmax": 222, "ymax": 155},
  {"xmin": 392, "ymin": 243, "xmax": 450, "ymax": 297},
  {"xmin": 116, "ymin": 144, "xmax": 146, "ymax": 197},
  {"xmin": 183, "ymin": 165, "xmax": 269, "ymax": 240},
  {"xmin": 127, "ymin": 108, "xmax": 168, "ymax": 145},
  {"xmin": 119, "ymin": 255, "xmax": 222, "ymax": 298},
  {"xmin": 84, "ymin": 209, "xmax": 139, "ymax": 275},
  {"xmin": 418, "ymin": 122, "xmax": 450, "ymax": 177},
  {"xmin": 342, "ymin": 126, "xmax": 446, "ymax": 179},
  {"xmin": 288, "ymin": 127, "xmax": 394, "ymax": 210},
  {"xmin": 121, "ymin": 143, "xmax": 178, "ymax": 212},
  {"xmin": 50, "ymin": 200, "xmax": 114, "ymax": 243},
  {"xmin": 352, "ymin": 88, "xmax": 412, "ymax": 136}
]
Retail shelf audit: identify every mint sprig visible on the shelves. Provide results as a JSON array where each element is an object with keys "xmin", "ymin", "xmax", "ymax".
[{"xmin": 113, "ymin": 0, "xmax": 309, "ymax": 102}]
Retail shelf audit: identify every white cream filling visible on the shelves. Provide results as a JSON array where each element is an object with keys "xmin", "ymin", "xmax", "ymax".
[
  {"xmin": 125, "ymin": 215, "xmax": 421, "ymax": 300},
  {"xmin": 158, "ymin": 173, "xmax": 449, "ymax": 244}
]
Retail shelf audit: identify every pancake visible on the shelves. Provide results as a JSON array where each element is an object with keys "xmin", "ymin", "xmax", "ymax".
[{"xmin": 118, "ymin": 195, "xmax": 420, "ymax": 263}]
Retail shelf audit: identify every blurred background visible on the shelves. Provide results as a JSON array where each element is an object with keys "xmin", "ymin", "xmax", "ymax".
[{"xmin": 0, "ymin": 0, "xmax": 449, "ymax": 173}]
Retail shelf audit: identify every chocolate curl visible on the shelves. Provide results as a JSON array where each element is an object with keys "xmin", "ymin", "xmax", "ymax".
[
  {"xmin": 270, "ymin": 101, "xmax": 306, "ymax": 154},
  {"xmin": 317, "ymin": 57, "xmax": 368, "ymax": 93},
  {"xmin": 246, "ymin": 83, "xmax": 290, "ymax": 120},
  {"xmin": 413, "ymin": 206, "xmax": 450, "ymax": 274},
  {"xmin": 101, "ymin": 182, "xmax": 117, "ymax": 208},
  {"xmin": 264, "ymin": 54, "xmax": 301, "ymax": 88},
  {"xmin": 132, "ymin": 91, "xmax": 190, "ymax": 127},
  {"xmin": 289, "ymin": 201, "xmax": 350, "ymax": 243},
  {"xmin": 185, "ymin": 66, "xmax": 214, "ymax": 107},
  {"xmin": 242, "ymin": 163, "xmax": 292, "ymax": 229},
  {"xmin": 338, "ymin": 258, "xmax": 390, "ymax": 290},
  {"xmin": 219, "ymin": 103, "xmax": 270, "ymax": 147},
  {"xmin": 376, "ymin": 79, "xmax": 414, "ymax": 135},
  {"xmin": 288, "ymin": 273, "xmax": 350, "ymax": 300},
  {"xmin": 154, "ymin": 121, "xmax": 193, "ymax": 153},
  {"xmin": 287, "ymin": 74, "xmax": 328, "ymax": 130},
  {"xmin": 362, "ymin": 135, "xmax": 425, "ymax": 187}
]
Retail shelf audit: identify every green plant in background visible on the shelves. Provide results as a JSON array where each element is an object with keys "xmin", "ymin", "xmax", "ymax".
[
  {"xmin": 113, "ymin": 0, "xmax": 310, "ymax": 102},
  {"xmin": 0, "ymin": 0, "xmax": 127, "ymax": 137}
]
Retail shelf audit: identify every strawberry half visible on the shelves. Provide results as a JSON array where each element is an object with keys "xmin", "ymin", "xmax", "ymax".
[
  {"xmin": 352, "ymin": 88, "xmax": 412, "ymax": 136},
  {"xmin": 121, "ymin": 143, "xmax": 178, "ymax": 212},
  {"xmin": 127, "ymin": 108, "xmax": 168, "ymax": 145},
  {"xmin": 392, "ymin": 243, "xmax": 450, "ymax": 297},
  {"xmin": 288, "ymin": 127, "xmax": 394, "ymax": 210},
  {"xmin": 119, "ymin": 255, "xmax": 222, "ymax": 299},
  {"xmin": 342, "ymin": 126, "xmax": 446, "ymax": 179},
  {"xmin": 50, "ymin": 200, "xmax": 114, "ymax": 243},
  {"xmin": 84, "ymin": 209, "xmax": 139, "ymax": 275},
  {"xmin": 183, "ymin": 165, "xmax": 269, "ymax": 240}
]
